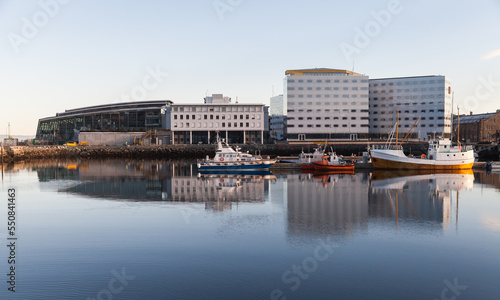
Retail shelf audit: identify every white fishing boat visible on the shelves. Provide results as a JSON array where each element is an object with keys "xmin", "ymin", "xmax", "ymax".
[
  {"xmin": 369, "ymin": 111, "xmax": 474, "ymax": 170},
  {"xmin": 197, "ymin": 136, "xmax": 276, "ymax": 171}
]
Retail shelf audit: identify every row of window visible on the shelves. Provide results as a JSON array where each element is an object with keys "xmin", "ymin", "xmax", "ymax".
[
  {"xmin": 288, "ymin": 87, "xmax": 368, "ymax": 91},
  {"xmin": 371, "ymin": 88, "xmax": 442, "ymax": 93},
  {"xmin": 172, "ymin": 106, "xmax": 262, "ymax": 113},
  {"xmin": 371, "ymin": 94, "xmax": 445, "ymax": 100},
  {"xmin": 173, "ymin": 114, "xmax": 262, "ymax": 120},
  {"xmin": 289, "ymin": 102, "xmax": 369, "ymax": 107},
  {"xmin": 371, "ymin": 110, "xmax": 444, "ymax": 115},
  {"xmin": 370, "ymin": 109, "xmax": 445, "ymax": 113},
  {"xmin": 370, "ymin": 80, "xmax": 445, "ymax": 86},
  {"xmin": 372, "ymin": 124, "xmax": 449, "ymax": 128},
  {"xmin": 372, "ymin": 116, "xmax": 448, "ymax": 121},
  {"xmin": 288, "ymin": 79, "xmax": 368, "ymax": 83},
  {"xmin": 288, "ymin": 116, "xmax": 369, "ymax": 121},
  {"xmin": 287, "ymin": 109, "xmax": 369, "ymax": 113},
  {"xmin": 288, "ymin": 94, "xmax": 368, "ymax": 99},
  {"xmin": 173, "ymin": 122, "xmax": 261, "ymax": 129},
  {"xmin": 287, "ymin": 124, "xmax": 369, "ymax": 128}
]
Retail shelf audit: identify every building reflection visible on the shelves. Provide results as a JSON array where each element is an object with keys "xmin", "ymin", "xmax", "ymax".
[
  {"xmin": 286, "ymin": 171, "xmax": 370, "ymax": 239},
  {"xmin": 34, "ymin": 160, "xmax": 275, "ymax": 211},
  {"xmin": 284, "ymin": 170, "xmax": 476, "ymax": 240}
]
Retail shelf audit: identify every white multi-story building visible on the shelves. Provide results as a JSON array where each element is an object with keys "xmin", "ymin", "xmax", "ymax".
[
  {"xmin": 270, "ymin": 94, "xmax": 286, "ymax": 140},
  {"xmin": 369, "ymin": 76, "xmax": 453, "ymax": 140},
  {"xmin": 285, "ymin": 68, "xmax": 369, "ymax": 142},
  {"xmin": 164, "ymin": 94, "xmax": 268, "ymax": 144}
]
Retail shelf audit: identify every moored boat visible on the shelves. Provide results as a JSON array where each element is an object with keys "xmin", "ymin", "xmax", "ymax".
[
  {"xmin": 312, "ymin": 152, "xmax": 355, "ymax": 171},
  {"xmin": 197, "ymin": 136, "xmax": 276, "ymax": 171},
  {"xmin": 370, "ymin": 139, "xmax": 474, "ymax": 170},
  {"xmin": 280, "ymin": 147, "xmax": 327, "ymax": 170}
]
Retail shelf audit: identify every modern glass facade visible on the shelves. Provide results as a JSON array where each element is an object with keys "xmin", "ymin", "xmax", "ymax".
[{"xmin": 36, "ymin": 100, "xmax": 172, "ymax": 142}]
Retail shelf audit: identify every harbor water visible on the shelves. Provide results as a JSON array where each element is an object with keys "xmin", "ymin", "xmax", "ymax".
[{"xmin": 0, "ymin": 160, "xmax": 499, "ymax": 299}]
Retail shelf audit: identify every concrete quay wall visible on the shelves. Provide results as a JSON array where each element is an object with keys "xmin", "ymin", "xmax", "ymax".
[{"xmin": 0, "ymin": 142, "xmax": 429, "ymax": 163}]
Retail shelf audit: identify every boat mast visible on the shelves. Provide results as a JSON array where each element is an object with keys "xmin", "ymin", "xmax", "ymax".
[
  {"xmin": 396, "ymin": 109, "xmax": 399, "ymax": 145},
  {"xmin": 450, "ymin": 92, "xmax": 454, "ymax": 144},
  {"xmin": 457, "ymin": 106, "xmax": 460, "ymax": 147}
]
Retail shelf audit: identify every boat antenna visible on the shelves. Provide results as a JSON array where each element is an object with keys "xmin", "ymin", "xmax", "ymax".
[{"xmin": 457, "ymin": 106, "xmax": 460, "ymax": 147}]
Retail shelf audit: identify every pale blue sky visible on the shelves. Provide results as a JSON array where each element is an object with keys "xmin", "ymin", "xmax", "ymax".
[{"xmin": 1, "ymin": 0, "xmax": 499, "ymax": 135}]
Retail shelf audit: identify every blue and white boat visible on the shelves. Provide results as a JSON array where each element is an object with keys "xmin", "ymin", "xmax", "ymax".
[{"xmin": 197, "ymin": 137, "xmax": 276, "ymax": 171}]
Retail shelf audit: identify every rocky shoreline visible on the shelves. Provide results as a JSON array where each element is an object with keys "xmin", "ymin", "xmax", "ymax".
[{"xmin": 0, "ymin": 142, "xmax": 429, "ymax": 163}]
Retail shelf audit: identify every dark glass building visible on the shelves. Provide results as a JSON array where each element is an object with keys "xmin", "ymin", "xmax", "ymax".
[{"xmin": 36, "ymin": 100, "xmax": 172, "ymax": 142}]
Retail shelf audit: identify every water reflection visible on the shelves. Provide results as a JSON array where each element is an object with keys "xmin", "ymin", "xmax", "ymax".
[
  {"xmin": 21, "ymin": 160, "xmax": 498, "ymax": 234},
  {"xmin": 286, "ymin": 171, "xmax": 369, "ymax": 239},
  {"xmin": 370, "ymin": 170, "xmax": 474, "ymax": 230},
  {"xmin": 34, "ymin": 160, "xmax": 276, "ymax": 212}
]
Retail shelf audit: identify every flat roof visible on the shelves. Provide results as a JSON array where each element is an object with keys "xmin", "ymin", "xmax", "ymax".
[
  {"xmin": 39, "ymin": 100, "xmax": 172, "ymax": 121},
  {"xmin": 369, "ymin": 75, "xmax": 445, "ymax": 81},
  {"xmin": 285, "ymin": 68, "xmax": 362, "ymax": 76}
]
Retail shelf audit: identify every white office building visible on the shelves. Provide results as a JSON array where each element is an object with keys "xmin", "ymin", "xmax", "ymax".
[
  {"xmin": 164, "ymin": 94, "xmax": 268, "ymax": 144},
  {"xmin": 285, "ymin": 68, "xmax": 369, "ymax": 142},
  {"xmin": 369, "ymin": 76, "xmax": 452, "ymax": 140},
  {"xmin": 270, "ymin": 94, "xmax": 286, "ymax": 140}
]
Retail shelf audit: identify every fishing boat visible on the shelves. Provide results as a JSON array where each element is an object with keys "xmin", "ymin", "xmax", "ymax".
[
  {"xmin": 280, "ymin": 147, "xmax": 327, "ymax": 170},
  {"xmin": 197, "ymin": 136, "xmax": 276, "ymax": 171},
  {"xmin": 369, "ymin": 111, "xmax": 474, "ymax": 170},
  {"xmin": 312, "ymin": 151, "xmax": 355, "ymax": 171}
]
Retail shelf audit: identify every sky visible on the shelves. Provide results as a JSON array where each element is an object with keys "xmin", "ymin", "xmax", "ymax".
[{"xmin": 1, "ymin": 0, "xmax": 500, "ymax": 136}]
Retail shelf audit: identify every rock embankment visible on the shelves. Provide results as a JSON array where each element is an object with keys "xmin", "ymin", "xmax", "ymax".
[{"xmin": 1, "ymin": 142, "xmax": 429, "ymax": 162}]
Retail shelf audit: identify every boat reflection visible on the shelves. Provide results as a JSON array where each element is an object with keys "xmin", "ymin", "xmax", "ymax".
[
  {"xmin": 369, "ymin": 170, "xmax": 474, "ymax": 230},
  {"xmin": 285, "ymin": 169, "xmax": 475, "ymax": 241}
]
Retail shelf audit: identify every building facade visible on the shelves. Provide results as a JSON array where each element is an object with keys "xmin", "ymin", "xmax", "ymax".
[
  {"xmin": 164, "ymin": 94, "xmax": 268, "ymax": 144},
  {"xmin": 453, "ymin": 110, "xmax": 500, "ymax": 144},
  {"xmin": 369, "ymin": 76, "xmax": 452, "ymax": 141},
  {"xmin": 270, "ymin": 94, "xmax": 286, "ymax": 140},
  {"xmin": 36, "ymin": 100, "xmax": 172, "ymax": 143},
  {"xmin": 285, "ymin": 68, "xmax": 369, "ymax": 142}
]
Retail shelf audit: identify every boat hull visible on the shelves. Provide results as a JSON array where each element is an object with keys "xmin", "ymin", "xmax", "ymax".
[
  {"xmin": 312, "ymin": 163, "xmax": 355, "ymax": 171},
  {"xmin": 371, "ymin": 156, "xmax": 474, "ymax": 170},
  {"xmin": 197, "ymin": 162, "xmax": 275, "ymax": 171}
]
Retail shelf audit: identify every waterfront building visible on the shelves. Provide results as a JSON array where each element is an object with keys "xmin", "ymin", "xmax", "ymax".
[
  {"xmin": 369, "ymin": 76, "xmax": 453, "ymax": 141},
  {"xmin": 269, "ymin": 94, "xmax": 286, "ymax": 140},
  {"xmin": 453, "ymin": 110, "xmax": 500, "ymax": 144},
  {"xmin": 36, "ymin": 100, "xmax": 172, "ymax": 143},
  {"xmin": 284, "ymin": 68, "xmax": 370, "ymax": 142},
  {"xmin": 164, "ymin": 94, "xmax": 268, "ymax": 144}
]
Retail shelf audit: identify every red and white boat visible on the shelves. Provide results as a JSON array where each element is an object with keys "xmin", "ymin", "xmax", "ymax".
[{"xmin": 312, "ymin": 152, "xmax": 355, "ymax": 171}]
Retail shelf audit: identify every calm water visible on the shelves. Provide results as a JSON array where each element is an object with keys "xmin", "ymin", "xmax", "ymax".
[{"xmin": 0, "ymin": 160, "xmax": 499, "ymax": 300}]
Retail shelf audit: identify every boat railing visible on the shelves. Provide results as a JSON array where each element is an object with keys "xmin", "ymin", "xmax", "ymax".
[{"xmin": 370, "ymin": 144, "xmax": 403, "ymax": 150}]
